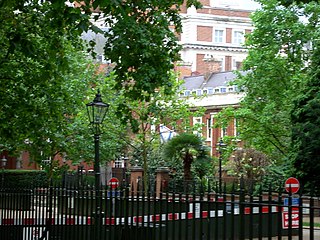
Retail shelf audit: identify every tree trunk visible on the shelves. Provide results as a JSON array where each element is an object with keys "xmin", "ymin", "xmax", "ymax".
[{"xmin": 183, "ymin": 152, "xmax": 193, "ymax": 181}]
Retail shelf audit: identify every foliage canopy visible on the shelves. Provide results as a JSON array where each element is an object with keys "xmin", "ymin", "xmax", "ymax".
[
  {"xmin": 0, "ymin": 0, "xmax": 201, "ymax": 170},
  {"xmin": 215, "ymin": 0, "xmax": 320, "ymax": 190}
]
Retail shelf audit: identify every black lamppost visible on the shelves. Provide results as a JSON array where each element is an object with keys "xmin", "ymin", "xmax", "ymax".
[
  {"xmin": 1, "ymin": 156, "xmax": 7, "ymax": 188},
  {"xmin": 86, "ymin": 90, "xmax": 109, "ymax": 239},
  {"xmin": 78, "ymin": 164, "xmax": 84, "ymax": 188},
  {"xmin": 216, "ymin": 138, "xmax": 227, "ymax": 193}
]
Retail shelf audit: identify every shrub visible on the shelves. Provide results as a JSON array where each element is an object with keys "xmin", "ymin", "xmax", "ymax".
[{"xmin": 2, "ymin": 170, "xmax": 48, "ymax": 188}]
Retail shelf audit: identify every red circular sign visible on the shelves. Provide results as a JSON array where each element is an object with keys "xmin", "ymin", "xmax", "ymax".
[
  {"xmin": 285, "ymin": 177, "xmax": 300, "ymax": 194},
  {"xmin": 108, "ymin": 177, "xmax": 119, "ymax": 189}
]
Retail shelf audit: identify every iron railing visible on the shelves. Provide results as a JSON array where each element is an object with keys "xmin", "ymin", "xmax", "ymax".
[{"xmin": 0, "ymin": 181, "xmax": 319, "ymax": 240}]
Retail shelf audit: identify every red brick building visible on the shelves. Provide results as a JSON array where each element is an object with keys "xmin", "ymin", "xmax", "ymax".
[
  {"xmin": 180, "ymin": 71, "xmax": 245, "ymax": 156},
  {"xmin": 176, "ymin": 0, "xmax": 258, "ymax": 76}
]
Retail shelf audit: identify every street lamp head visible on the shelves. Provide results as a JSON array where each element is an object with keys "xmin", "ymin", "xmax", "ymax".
[
  {"xmin": 1, "ymin": 156, "xmax": 7, "ymax": 168},
  {"xmin": 216, "ymin": 138, "xmax": 227, "ymax": 148},
  {"xmin": 216, "ymin": 138, "xmax": 227, "ymax": 154},
  {"xmin": 86, "ymin": 90, "xmax": 109, "ymax": 135}
]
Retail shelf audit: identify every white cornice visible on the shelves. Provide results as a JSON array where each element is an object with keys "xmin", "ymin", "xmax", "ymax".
[
  {"xmin": 185, "ymin": 92, "xmax": 244, "ymax": 108},
  {"xmin": 181, "ymin": 43, "xmax": 248, "ymax": 53},
  {"xmin": 181, "ymin": 14, "xmax": 252, "ymax": 25}
]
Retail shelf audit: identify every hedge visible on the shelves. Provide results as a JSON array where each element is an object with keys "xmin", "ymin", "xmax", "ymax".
[{"xmin": 1, "ymin": 170, "xmax": 48, "ymax": 188}]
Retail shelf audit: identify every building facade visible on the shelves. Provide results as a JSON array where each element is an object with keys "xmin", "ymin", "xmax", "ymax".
[
  {"xmin": 180, "ymin": 71, "xmax": 244, "ymax": 156},
  {"xmin": 175, "ymin": 1, "xmax": 259, "ymax": 156},
  {"xmin": 177, "ymin": 0, "xmax": 258, "ymax": 76}
]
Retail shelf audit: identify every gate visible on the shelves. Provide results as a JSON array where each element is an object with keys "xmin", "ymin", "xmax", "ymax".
[{"xmin": 0, "ymin": 181, "xmax": 319, "ymax": 239}]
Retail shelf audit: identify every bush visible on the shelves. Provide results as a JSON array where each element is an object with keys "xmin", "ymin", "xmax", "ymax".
[{"xmin": 1, "ymin": 170, "xmax": 48, "ymax": 188}]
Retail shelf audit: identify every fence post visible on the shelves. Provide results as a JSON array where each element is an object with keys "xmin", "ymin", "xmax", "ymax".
[
  {"xmin": 155, "ymin": 167, "xmax": 170, "ymax": 198},
  {"xmin": 239, "ymin": 177, "xmax": 245, "ymax": 240},
  {"xmin": 130, "ymin": 166, "xmax": 144, "ymax": 196},
  {"xmin": 310, "ymin": 186, "xmax": 315, "ymax": 240}
]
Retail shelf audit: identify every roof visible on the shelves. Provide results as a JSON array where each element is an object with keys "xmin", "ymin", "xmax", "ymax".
[{"xmin": 182, "ymin": 71, "xmax": 245, "ymax": 90}]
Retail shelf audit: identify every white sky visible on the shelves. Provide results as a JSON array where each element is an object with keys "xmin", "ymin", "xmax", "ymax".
[
  {"xmin": 240, "ymin": 0, "xmax": 261, "ymax": 10},
  {"xmin": 215, "ymin": 0, "xmax": 260, "ymax": 10}
]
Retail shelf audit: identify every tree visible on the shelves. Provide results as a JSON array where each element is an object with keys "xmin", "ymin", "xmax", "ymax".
[
  {"xmin": 216, "ymin": 0, "xmax": 320, "ymax": 191},
  {"xmin": 163, "ymin": 133, "xmax": 211, "ymax": 181},
  {"xmin": 290, "ymin": 68, "xmax": 320, "ymax": 191},
  {"xmin": 228, "ymin": 148, "xmax": 270, "ymax": 188},
  {"xmin": 120, "ymin": 72, "xmax": 204, "ymax": 190},
  {"xmin": 0, "ymin": 0, "xmax": 128, "ymax": 174},
  {"xmin": 279, "ymin": 0, "xmax": 320, "ymax": 5},
  {"xmin": 97, "ymin": 0, "xmax": 201, "ymax": 126},
  {"xmin": 61, "ymin": 71, "xmax": 129, "ymax": 166},
  {"xmin": 17, "ymin": 50, "xmax": 129, "ymax": 177},
  {"xmin": 0, "ymin": 1, "xmax": 87, "ymax": 153},
  {"xmin": 216, "ymin": 0, "xmax": 311, "ymax": 165},
  {"xmin": 274, "ymin": 0, "xmax": 320, "ymax": 191},
  {"xmin": 0, "ymin": 0, "xmax": 202, "ymax": 159},
  {"xmin": 280, "ymin": 1, "xmax": 320, "ymax": 191}
]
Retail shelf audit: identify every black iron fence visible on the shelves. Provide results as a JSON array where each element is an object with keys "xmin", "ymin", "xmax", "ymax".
[{"xmin": 0, "ymin": 180, "xmax": 319, "ymax": 240}]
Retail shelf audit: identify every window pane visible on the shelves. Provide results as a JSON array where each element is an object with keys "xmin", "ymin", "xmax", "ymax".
[
  {"xmin": 233, "ymin": 31, "xmax": 244, "ymax": 44},
  {"xmin": 207, "ymin": 118, "xmax": 212, "ymax": 139},
  {"xmin": 214, "ymin": 30, "xmax": 224, "ymax": 43}
]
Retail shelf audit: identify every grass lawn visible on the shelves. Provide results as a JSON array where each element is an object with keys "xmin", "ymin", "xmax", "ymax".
[{"xmin": 303, "ymin": 222, "xmax": 320, "ymax": 228}]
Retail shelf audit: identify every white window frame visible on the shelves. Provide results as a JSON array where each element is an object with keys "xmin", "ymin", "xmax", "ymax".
[
  {"xmin": 214, "ymin": 29, "xmax": 225, "ymax": 43},
  {"xmin": 184, "ymin": 90, "xmax": 191, "ymax": 96},
  {"xmin": 221, "ymin": 127, "xmax": 228, "ymax": 138},
  {"xmin": 193, "ymin": 117, "xmax": 202, "ymax": 137},
  {"xmin": 234, "ymin": 118, "xmax": 240, "ymax": 137},
  {"xmin": 114, "ymin": 158, "xmax": 124, "ymax": 168},
  {"xmin": 207, "ymin": 88, "xmax": 214, "ymax": 94},
  {"xmin": 206, "ymin": 116, "xmax": 213, "ymax": 140},
  {"xmin": 233, "ymin": 30, "xmax": 245, "ymax": 45}
]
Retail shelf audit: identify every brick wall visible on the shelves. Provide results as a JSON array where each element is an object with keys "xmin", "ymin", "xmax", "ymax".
[
  {"xmin": 225, "ymin": 56, "xmax": 232, "ymax": 71},
  {"xmin": 196, "ymin": 54, "xmax": 206, "ymax": 74},
  {"xmin": 175, "ymin": 63, "xmax": 192, "ymax": 78},
  {"xmin": 197, "ymin": 26, "xmax": 213, "ymax": 42},
  {"xmin": 197, "ymin": 54, "xmax": 223, "ymax": 74},
  {"xmin": 226, "ymin": 28, "xmax": 232, "ymax": 43},
  {"xmin": 199, "ymin": 0, "xmax": 210, "ymax": 6},
  {"xmin": 197, "ymin": 8, "xmax": 251, "ymax": 18}
]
